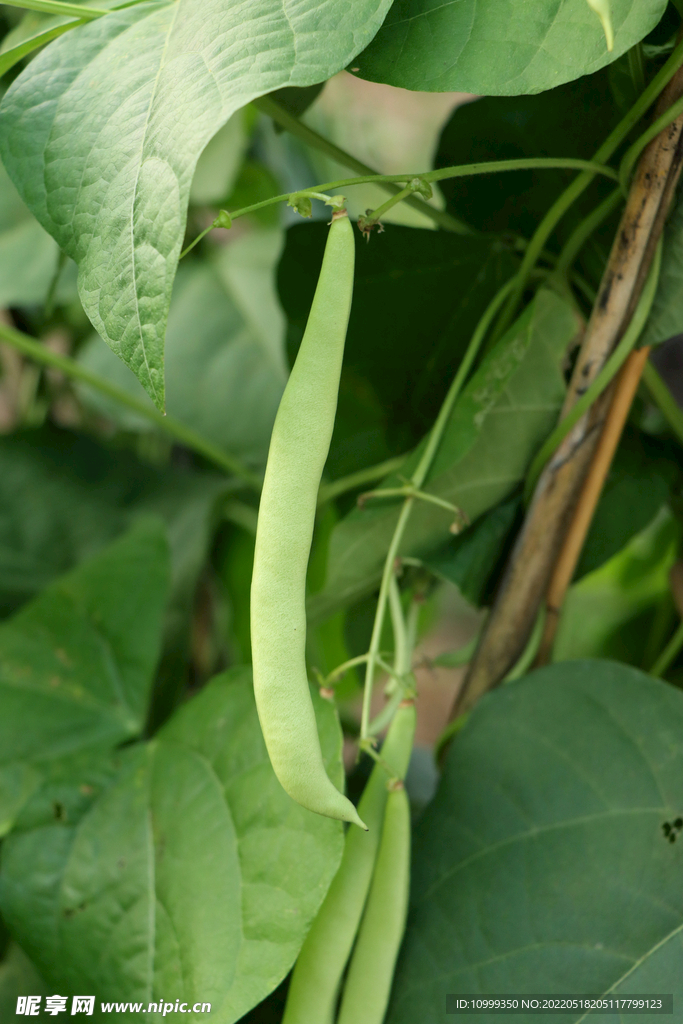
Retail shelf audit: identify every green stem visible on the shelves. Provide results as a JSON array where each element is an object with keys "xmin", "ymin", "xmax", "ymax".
[
  {"xmin": 642, "ymin": 361, "xmax": 683, "ymax": 446},
  {"xmin": 503, "ymin": 608, "xmax": 546, "ymax": 681},
  {"xmin": 361, "ymin": 182, "xmax": 419, "ymax": 226},
  {"xmin": 360, "ymin": 500, "xmax": 413, "ymax": 740},
  {"xmin": 360, "ymin": 484, "xmax": 464, "ymax": 520},
  {"xmin": 524, "ymin": 239, "xmax": 662, "ymax": 502},
  {"xmin": 181, "ymin": 159, "xmax": 618, "ymax": 257},
  {"xmin": 619, "ymin": 93, "xmax": 683, "ymax": 193},
  {"xmin": 317, "ymin": 455, "xmax": 406, "ymax": 506},
  {"xmin": 253, "ymin": 94, "xmax": 473, "ymax": 236},
  {"xmin": 492, "ymin": 35, "xmax": 683, "ymax": 343},
  {"xmin": 0, "ymin": 0, "xmax": 105, "ymax": 16},
  {"xmin": 359, "ymin": 274, "xmax": 518, "ymax": 740},
  {"xmin": 0, "ymin": 322, "xmax": 262, "ymax": 490},
  {"xmin": 650, "ymin": 621, "xmax": 683, "ymax": 678},
  {"xmin": 628, "ymin": 43, "xmax": 646, "ymax": 96},
  {"xmin": 412, "ymin": 276, "xmax": 519, "ymax": 488},
  {"xmin": 326, "ymin": 654, "xmax": 371, "ymax": 685},
  {"xmin": 555, "ymin": 188, "xmax": 623, "ymax": 277},
  {"xmin": 388, "ymin": 574, "xmax": 408, "ymax": 677}
]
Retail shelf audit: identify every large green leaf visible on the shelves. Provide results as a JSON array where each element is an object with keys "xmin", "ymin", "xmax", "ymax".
[
  {"xmin": 0, "ymin": 0, "xmax": 393, "ymax": 407},
  {"xmin": 279, "ymin": 224, "xmax": 518, "ymax": 472},
  {"xmin": 310, "ymin": 289, "xmax": 580, "ymax": 621},
  {"xmin": 1, "ymin": 669, "xmax": 346, "ymax": 1023},
  {"xmin": 354, "ymin": 0, "xmax": 667, "ymax": 96},
  {"xmin": 0, "ymin": 521, "xmax": 169, "ymax": 836},
  {"xmin": 388, "ymin": 661, "xmax": 683, "ymax": 1024},
  {"xmin": 78, "ymin": 238, "xmax": 286, "ymax": 469}
]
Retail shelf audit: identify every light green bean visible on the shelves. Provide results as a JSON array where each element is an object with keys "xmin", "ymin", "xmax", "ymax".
[
  {"xmin": 282, "ymin": 702, "xmax": 416, "ymax": 1024},
  {"xmin": 250, "ymin": 211, "xmax": 364, "ymax": 827},
  {"xmin": 336, "ymin": 783, "xmax": 411, "ymax": 1024}
]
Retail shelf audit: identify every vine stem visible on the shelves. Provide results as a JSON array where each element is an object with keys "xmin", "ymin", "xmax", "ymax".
[
  {"xmin": 491, "ymin": 34, "xmax": 683, "ymax": 343},
  {"xmin": 359, "ymin": 274, "xmax": 519, "ymax": 740},
  {"xmin": 452, "ymin": 55, "xmax": 683, "ymax": 717},
  {"xmin": 524, "ymin": 240, "xmax": 662, "ymax": 501},
  {"xmin": 555, "ymin": 188, "xmax": 623, "ymax": 277},
  {"xmin": 650, "ymin": 622, "xmax": 683, "ymax": 678},
  {"xmin": 0, "ymin": 321, "xmax": 262, "ymax": 490},
  {"xmin": 316, "ymin": 455, "xmax": 406, "ymax": 506},
  {"xmin": 181, "ymin": 158, "xmax": 617, "ymax": 257},
  {"xmin": 253, "ymin": 95, "xmax": 474, "ymax": 236}
]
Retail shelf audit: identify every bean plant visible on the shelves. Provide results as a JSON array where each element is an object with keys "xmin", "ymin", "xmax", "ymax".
[{"xmin": 0, "ymin": 1, "xmax": 682, "ymax": 1022}]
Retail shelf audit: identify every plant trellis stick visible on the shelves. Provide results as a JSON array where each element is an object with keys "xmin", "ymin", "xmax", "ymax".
[{"xmin": 451, "ymin": 62, "xmax": 683, "ymax": 719}]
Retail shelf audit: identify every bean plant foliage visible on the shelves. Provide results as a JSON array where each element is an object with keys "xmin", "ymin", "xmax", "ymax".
[{"xmin": 0, "ymin": 0, "xmax": 683, "ymax": 1022}]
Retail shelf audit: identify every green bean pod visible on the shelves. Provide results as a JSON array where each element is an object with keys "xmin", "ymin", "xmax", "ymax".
[
  {"xmin": 336, "ymin": 782, "xmax": 411, "ymax": 1024},
  {"xmin": 250, "ymin": 211, "xmax": 363, "ymax": 827},
  {"xmin": 282, "ymin": 701, "xmax": 416, "ymax": 1024}
]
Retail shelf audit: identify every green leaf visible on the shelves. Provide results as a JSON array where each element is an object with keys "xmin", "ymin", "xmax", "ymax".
[
  {"xmin": 0, "ymin": 425, "xmax": 226, "ymax": 617},
  {"xmin": 0, "ymin": 943, "xmax": 48, "ymax": 1017},
  {"xmin": 423, "ymin": 495, "xmax": 520, "ymax": 607},
  {"xmin": 387, "ymin": 660, "xmax": 683, "ymax": 1023},
  {"xmin": 434, "ymin": 71, "xmax": 620, "ymax": 242},
  {"xmin": 309, "ymin": 289, "xmax": 580, "ymax": 621},
  {"xmin": 554, "ymin": 508, "xmax": 681, "ymax": 666},
  {"xmin": 354, "ymin": 0, "xmax": 667, "ymax": 97},
  {"xmin": 1, "ymin": 669, "xmax": 345, "ymax": 1022},
  {"xmin": 577, "ymin": 428, "xmax": 676, "ymax": 579},
  {"xmin": 279, "ymin": 224, "xmax": 519, "ymax": 472},
  {"xmin": 0, "ymin": 519, "xmax": 169, "ymax": 788},
  {"xmin": 641, "ymin": 196, "xmax": 683, "ymax": 348},
  {"xmin": 0, "ymin": 0, "xmax": 393, "ymax": 407},
  {"xmin": 0, "ymin": 158, "xmax": 58, "ymax": 308},
  {"xmin": 78, "ymin": 242, "xmax": 287, "ymax": 469}
]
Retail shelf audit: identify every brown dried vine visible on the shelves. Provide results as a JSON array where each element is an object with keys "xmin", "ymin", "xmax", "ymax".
[{"xmin": 450, "ymin": 64, "xmax": 683, "ymax": 720}]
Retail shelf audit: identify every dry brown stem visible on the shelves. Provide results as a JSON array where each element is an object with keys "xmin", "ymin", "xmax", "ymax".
[
  {"xmin": 450, "ymin": 65, "xmax": 683, "ymax": 720},
  {"xmin": 534, "ymin": 345, "xmax": 652, "ymax": 666}
]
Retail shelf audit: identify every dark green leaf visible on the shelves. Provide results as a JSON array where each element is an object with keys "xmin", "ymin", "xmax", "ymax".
[
  {"xmin": 279, "ymin": 224, "xmax": 519, "ymax": 468},
  {"xmin": 433, "ymin": 72, "xmax": 620, "ymax": 241},
  {"xmin": 388, "ymin": 660, "xmax": 683, "ymax": 1024},
  {"xmin": 354, "ymin": 0, "xmax": 666, "ymax": 96},
  {"xmin": 577, "ymin": 428, "xmax": 676, "ymax": 579},
  {"xmin": 0, "ymin": 425, "xmax": 227, "ymax": 617},
  {"xmin": 310, "ymin": 289, "xmax": 580, "ymax": 621},
  {"xmin": 266, "ymin": 83, "xmax": 325, "ymax": 121},
  {"xmin": 0, "ymin": 0, "xmax": 393, "ymax": 406},
  {"xmin": 423, "ymin": 495, "xmax": 520, "ymax": 607},
  {"xmin": 1, "ymin": 669, "xmax": 345, "ymax": 1022},
  {"xmin": 0, "ymin": 521, "xmax": 169, "ymax": 818},
  {"xmin": 554, "ymin": 508, "xmax": 681, "ymax": 666},
  {"xmin": 0, "ymin": 943, "xmax": 48, "ymax": 1017}
]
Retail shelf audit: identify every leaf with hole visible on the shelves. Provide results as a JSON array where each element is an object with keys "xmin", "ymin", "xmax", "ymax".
[{"xmin": 387, "ymin": 660, "xmax": 683, "ymax": 1023}]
